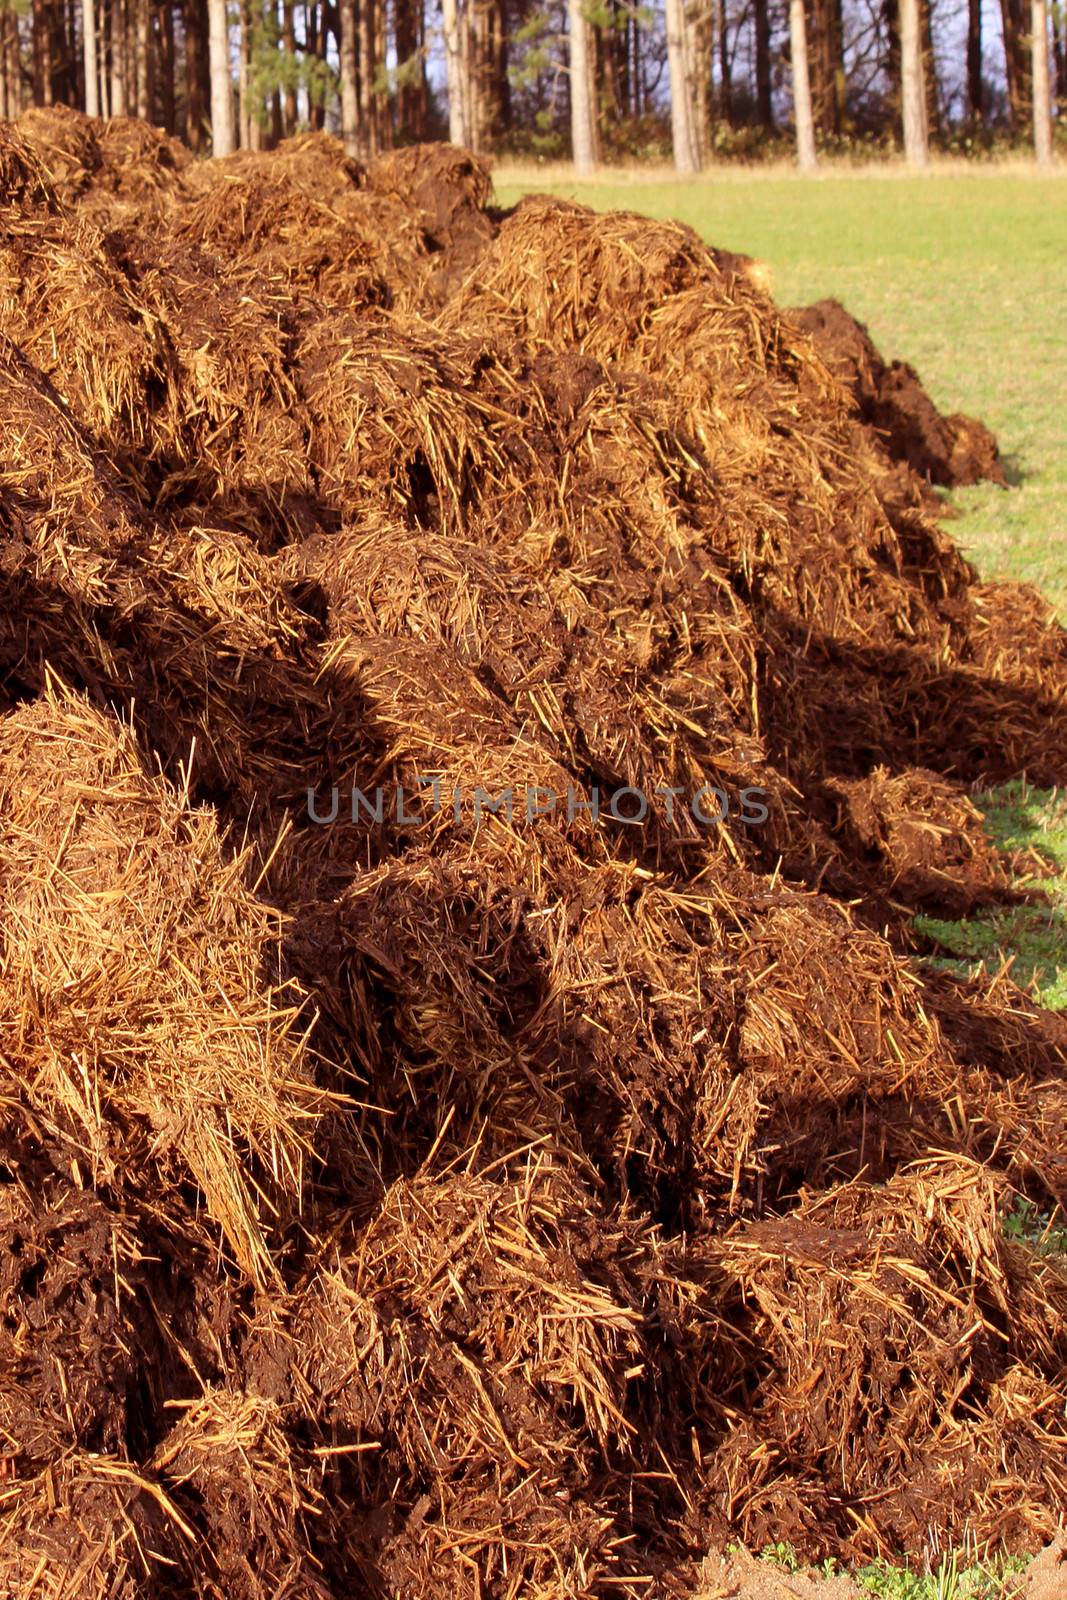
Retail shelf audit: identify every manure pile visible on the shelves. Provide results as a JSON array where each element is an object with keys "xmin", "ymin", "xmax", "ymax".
[{"xmin": 1, "ymin": 105, "xmax": 1066, "ymax": 1598}]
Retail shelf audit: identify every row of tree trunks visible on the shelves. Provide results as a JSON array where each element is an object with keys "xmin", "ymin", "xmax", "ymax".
[
  {"xmin": 440, "ymin": 0, "xmax": 505, "ymax": 153},
  {"xmin": 10, "ymin": 0, "xmax": 1056, "ymax": 172}
]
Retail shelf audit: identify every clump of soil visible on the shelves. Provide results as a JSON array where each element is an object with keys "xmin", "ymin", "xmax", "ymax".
[
  {"xmin": 0, "ymin": 106, "xmax": 1064, "ymax": 1598},
  {"xmin": 788, "ymin": 297, "xmax": 1008, "ymax": 488}
]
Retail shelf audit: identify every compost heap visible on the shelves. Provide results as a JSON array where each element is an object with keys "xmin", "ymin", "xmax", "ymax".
[{"xmin": 1, "ymin": 105, "xmax": 1065, "ymax": 1600}]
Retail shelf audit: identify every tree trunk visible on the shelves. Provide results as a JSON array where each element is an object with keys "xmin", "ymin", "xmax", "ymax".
[
  {"xmin": 568, "ymin": 0, "xmax": 598, "ymax": 173},
  {"xmin": 100, "ymin": 0, "xmax": 110, "ymax": 112},
  {"xmin": 687, "ymin": 0, "xmax": 713, "ymax": 160},
  {"xmin": 899, "ymin": 0, "xmax": 928, "ymax": 163},
  {"xmin": 360, "ymin": 0, "xmax": 377, "ymax": 152},
  {"xmin": 135, "ymin": 0, "xmax": 150, "ymax": 117},
  {"xmin": 238, "ymin": 0, "xmax": 251, "ymax": 143},
  {"xmin": 789, "ymin": 0, "xmax": 817, "ymax": 166},
  {"xmin": 809, "ymin": 0, "xmax": 833, "ymax": 132},
  {"xmin": 0, "ymin": 11, "xmax": 10, "ymax": 117},
  {"xmin": 471, "ymin": 0, "xmax": 491, "ymax": 150},
  {"xmin": 999, "ymin": 0, "xmax": 1030, "ymax": 128},
  {"xmin": 83, "ymin": 0, "xmax": 100, "ymax": 112},
  {"xmin": 280, "ymin": 0, "xmax": 297, "ymax": 132},
  {"xmin": 184, "ymin": 0, "xmax": 204, "ymax": 144},
  {"xmin": 395, "ymin": 0, "xmax": 424, "ymax": 138},
  {"xmin": 920, "ymin": 0, "xmax": 940, "ymax": 135},
  {"xmin": 338, "ymin": 0, "xmax": 360, "ymax": 154},
  {"xmin": 160, "ymin": 0, "xmax": 175, "ymax": 131},
  {"xmin": 110, "ymin": 0, "xmax": 127, "ymax": 112},
  {"xmin": 373, "ymin": 0, "xmax": 389, "ymax": 147},
  {"xmin": 966, "ymin": 0, "xmax": 982, "ymax": 117},
  {"xmin": 1032, "ymin": 0, "xmax": 1052, "ymax": 162},
  {"xmin": 718, "ymin": 0, "xmax": 731, "ymax": 122},
  {"xmin": 665, "ymin": 0, "xmax": 700, "ymax": 170},
  {"xmin": 32, "ymin": 0, "xmax": 51, "ymax": 103},
  {"xmin": 305, "ymin": 0, "xmax": 324, "ymax": 128},
  {"xmin": 754, "ymin": 0, "xmax": 772, "ymax": 125},
  {"xmin": 442, "ymin": 0, "xmax": 469, "ymax": 145},
  {"xmin": 208, "ymin": 0, "xmax": 235, "ymax": 153}
]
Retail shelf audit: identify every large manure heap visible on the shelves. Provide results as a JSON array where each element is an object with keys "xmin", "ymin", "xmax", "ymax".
[{"xmin": 0, "ymin": 104, "xmax": 1065, "ymax": 1599}]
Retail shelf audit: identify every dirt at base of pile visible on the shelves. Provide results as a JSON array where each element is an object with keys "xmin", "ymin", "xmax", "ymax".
[
  {"xmin": 696, "ymin": 1537, "xmax": 1067, "ymax": 1600},
  {"xmin": 0, "ymin": 105, "xmax": 1064, "ymax": 1599},
  {"xmin": 787, "ymin": 298, "xmax": 1008, "ymax": 490}
]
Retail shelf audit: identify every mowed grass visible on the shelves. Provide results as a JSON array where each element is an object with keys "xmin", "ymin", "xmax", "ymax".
[
  {"xmin": 492, "ymin": 165, "xmax": 1067, "ymax": 613},
  {"xmin": 493, "ymin": 165, "xmax": 1067, "ymax": 1011}
]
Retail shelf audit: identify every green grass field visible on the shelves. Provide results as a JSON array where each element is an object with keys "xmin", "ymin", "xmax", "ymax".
[{"xmin": 493, "ymin": 165, "xmax": 1067, "ymax": 1010}]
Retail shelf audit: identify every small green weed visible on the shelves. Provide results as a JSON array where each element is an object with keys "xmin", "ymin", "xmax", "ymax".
[
  {"xmin": 1002, "ymin": 1195, "xmax": 1067, "ymax": 1256},
  {"xmin": 752, "ymin": 1543, "xmax": 1028, "ymax": 1600}
]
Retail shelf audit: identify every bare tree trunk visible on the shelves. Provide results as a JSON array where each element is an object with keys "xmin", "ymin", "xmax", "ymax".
[
  {"xmin": 0, "ymin": 11, "xmax": 9, "ymax": 117},
  {"xmin": 789, "ymin": 0, "xmax": 817, "ymax": 166},
  {"xmin": 754, "ymin": 0, "xmax": 772, "ymax": 125},
  {"xmin": 110, "ymin": 0, "xmax": 127, "ymax": 110},
  {"xmin": 470, "ymin": 0, "xmax": 488, "ymax": 149},
  {"xmin": 100, "ymin": 0, "xmax": 111, "ymax": 111},
  {"xmin": 442, "ymin": 0, "xmax": 469, "ymax": 144},
  {"xmin": 688, "ymin": 0, "xmax": 713, "ymax": 158},
  {"xmin": 83, "ymin": 0, "xmax": 100, "ymax": 111},
  {"xmin": 238, "ymin": 0, "xmax": 250, "ymax": 143},
  {"xmin": 966, "ymin": 0, "xmax": 982, "ymax": 117},
  {"xmin": 208, "ymin": 0, "xmax": 235, "ymax": 153},
  {"xmin": 1032, "ymin": 0, "xmax": 1052, "ymax": 161},
  {"xmin": 13, "ymin": 10, "xmax": 25, "ymax": 113},
  {"xmin": 32, "ymin": 0, "xmax": 51, "ymax": 103},
  {"xmin": 359, "ymin": 0, "xmax": 376, "ymax": 151},
  {"xmin": 999, "ymin": 0, "xmax": 1029, "ymax": 128},
  {"xmin": 135, "ymin": 0, "xmax": 150, "ymax": 116},
  {"xmin": 394, "ymin": 0, "xmax": 423, "ymax": 137},
  {"xmin": 718, "ymin": 0, "xmax": 731, "ymax": 121},
  {"xmin": 338, "ymin": 0, "xmax": 360, "ymax": 153},
  {"xmin": 160, "ymin": 0, "xmax": 175, "ymax": 131},
  {"xmin": 665, "ymin": 0, "xmax": 699, "ymax": 169},
  {"xmin": 810, "ymin": 0, "xmax": 837, "ymax": 132},
  {"xmin": 920, "ymin": 0, "xmax": 940, "ymax": 134},
  {"xmin": 184, "ymin": 0, "xmax": 205, "ymax": 143},
  {"xmin": 67, "ymin": 0, "xmax": 79, "ymax": 101},
  {"xmin": 899, "ymin": 0, "xmax": 928, "ymax": 163},
  {"xmin": 567, "ymin": 0, "xmax": 597, "ymax": 172},
  {"xmin": 304, "ymin": 0, "xmax": 324, "ymax": 127},
  {"xmin": 278, "ymin": 0, "xmax": 294, "ymax": 132},
  {"xmin": 373, "ymin": 0, "xmax": 389, "ymax": 148}
]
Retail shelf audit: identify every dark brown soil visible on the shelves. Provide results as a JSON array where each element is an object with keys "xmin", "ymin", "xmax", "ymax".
[{"xmin": 787, "ymin": 297, "xmax": 1008, "ymax": 488}]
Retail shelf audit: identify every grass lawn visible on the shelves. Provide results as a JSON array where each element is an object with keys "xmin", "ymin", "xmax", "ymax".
[{"xmin": 493, "ymin": 164, "xmax": 1067, "ymax": 1012}]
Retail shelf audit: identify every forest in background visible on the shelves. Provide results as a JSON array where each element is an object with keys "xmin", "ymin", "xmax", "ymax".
[{"xmin": 0, "ymin": 0, "xmax": 1060, "ymax": 178}]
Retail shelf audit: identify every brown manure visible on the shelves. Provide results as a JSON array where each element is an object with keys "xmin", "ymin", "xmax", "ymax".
[{"xmin": 0, "ymin": 116, "xmax": 1064, "ymax": 1596}]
